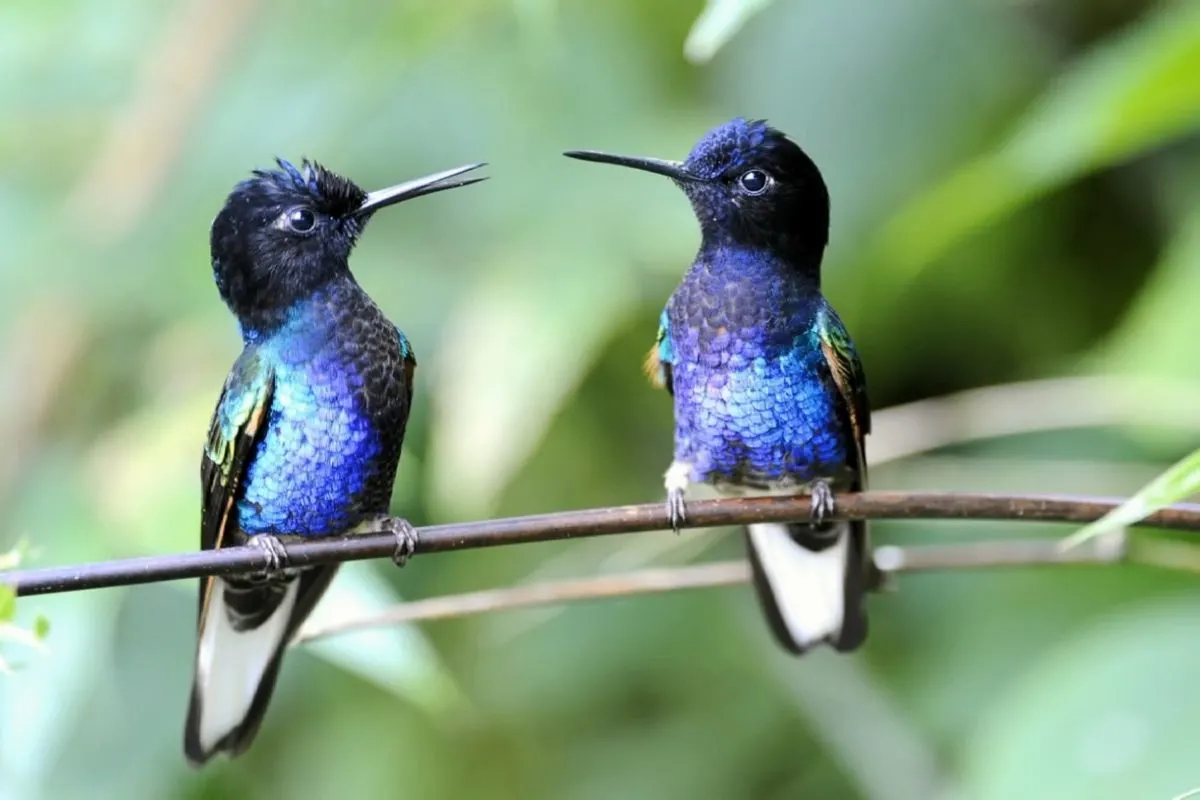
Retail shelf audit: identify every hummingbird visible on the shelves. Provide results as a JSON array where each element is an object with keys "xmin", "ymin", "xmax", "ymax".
[
  {"xmin": 565, "ymin": 118, "xmax": 876, "ymax": 654},
  {"xmin": 183, "ymin": 157, "xmax": 486, "ymax": 766}
]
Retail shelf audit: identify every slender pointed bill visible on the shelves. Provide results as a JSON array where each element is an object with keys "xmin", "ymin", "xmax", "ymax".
[
  {"xmin": 357, "ymin": 163, "xmax": 487, "ymax": 216},
  {"xmin": 562, "ymin": 151, "xmax": 699, "ymax": 182}
]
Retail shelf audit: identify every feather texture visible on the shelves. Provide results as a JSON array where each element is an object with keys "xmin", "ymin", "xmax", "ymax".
[
  {"xmin": 616, "ymin": 118, "xmax": 874, "ymax": 656},
  {"xmin": 185, "ymin": 278, "xmax": 415, "ymax": 766}
]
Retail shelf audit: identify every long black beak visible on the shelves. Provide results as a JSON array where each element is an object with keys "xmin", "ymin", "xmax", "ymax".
[
  {"xmin": 562, "ymin": 151, "xmax": 699, "ymax": 182},
  {"xmin": 356, "ymin": 163, "xmax": 487, "ymax": 216}
]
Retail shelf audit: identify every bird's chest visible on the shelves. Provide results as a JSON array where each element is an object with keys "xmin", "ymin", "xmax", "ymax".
[
  {"xmin": 268, "ymin": 353, "xmax": 379, "ymax": 462},
  {"xmin": 238, "ymin": 334, "xmax": 395, "ymax": 536},
  {"xmin": 672, "ymin": 329, "xmax": 840, "ymax": 440},
  {"xmin": 666, "ymin": 280, "xmax": 848, "ymax": 486}
]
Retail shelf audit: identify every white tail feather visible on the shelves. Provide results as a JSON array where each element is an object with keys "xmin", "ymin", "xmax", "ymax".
[
  {"xmin": 195, "ymin": 578, "xmax": 300, "ymax": 753},
  {"xmin": 747, "ymin": 522, "xmax": 847, "ymax": 649}
]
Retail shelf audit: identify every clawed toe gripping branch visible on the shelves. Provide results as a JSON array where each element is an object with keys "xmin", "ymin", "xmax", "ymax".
[{"xmin": 6, "ymin": 492, "xmax": 1200, "ymax": 635}]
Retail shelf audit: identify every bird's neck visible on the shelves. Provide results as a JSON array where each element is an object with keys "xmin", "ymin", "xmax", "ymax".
[
  {"xmin": 237, "ymin": 274, "xmax": 362, "ymax": 343},
  {"xmin": 697, "ymin": 212, "xmax": 827, "ymax": 277},
  {"xmin": 697, "ymin": 235, "xmax": 823, "ymax": 292}
]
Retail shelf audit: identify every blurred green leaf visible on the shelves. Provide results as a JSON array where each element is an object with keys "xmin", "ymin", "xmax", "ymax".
[
  {"xmin": 298, "ymin": 562, "xmax": 472, "ymax": 722},
  {"xmin": 0, "ymin": 543, "xmax": 44, "ymax": 659},
  {"xmin": 879, "ymin": 0, "xmax": 1200, "ymax": 276},
  {"xmin": 963, "ymin": 595, "xmax": 1200, "ymax": 799},
  {"xmin": 428, "ymin": 249, "xmax": 639, "ymax": 519},
  {"xmin": 0, "ymin": 593, "xmax": 123, "ymax": 799},
  {"xmin": 84, "ymin": 380, "xmax": 220, "ymax": 556},
  {"xmin": 0, "ymin": 623, "xmax": 46, "ymax": 651},
  {"xmin": 684, "ymin": 0, "xmax": 775, "ymax": 63},
  {"xmin": 1060, "ymin": 446, "xmax": 1200, "ymax": 549},
  {"xmin": 33, "ymin": 614, "xmax": 49, "ymax": 641},
  {"xmin": 1098, "ymin": 204, "xmax": 1200, "ymax": 381},
  {"xmin": 0, "ymin": 586, "xmax": 14, "ymax": 624},
  {"xmin": 0, "ymin": 542, "xmax": 26, "ymax": 571}
]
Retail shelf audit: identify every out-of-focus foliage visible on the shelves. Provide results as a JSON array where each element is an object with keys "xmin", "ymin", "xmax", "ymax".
[
  {"xmin": 684, "ymin": 0, "xmax": 776, "ymax": 63},
  {"xmin": 880, "ymin": 0, "xmax": 1200, "ymax": 277},
  {"xmin": 1, "ymin": 0, "xmax": 1199, "ymax": 798},
  {"xmin": 1064, "ymin": 444, "xmax": 1200, "ymax": 548},
  {"xmin": 0, "ymin": 544, "xmax": 49, "ymax": 674}
]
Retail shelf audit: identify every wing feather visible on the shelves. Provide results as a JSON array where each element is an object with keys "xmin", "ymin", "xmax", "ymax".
[
  {"xmin": 645, "ymin": 308, "xmax": 674, "ymax": 395},
  {"xmin": 816, "ymin": 306, "xmax": 869, "ymax": 481},
  {"xmin": 198, "ymin": 348, "xmax": 274, "ymax": 623}
]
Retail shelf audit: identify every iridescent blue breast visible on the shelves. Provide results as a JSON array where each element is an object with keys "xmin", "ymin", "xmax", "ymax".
[
  {"xmin": 237, "ymin": 345, "xmax": 381, "ymax": 535},
  {"xmin": 672, "ymin": 327, "xmax": 848, "ymax": 487},
  {"xmin": 666, "ymin": 253, "xmax": 852, "ymax": 488},
  {"xmin": 235, "ymin": 289, "xmax": 401, "ymax": 537}
]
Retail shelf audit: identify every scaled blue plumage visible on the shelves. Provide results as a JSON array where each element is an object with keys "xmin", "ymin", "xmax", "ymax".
[
  {"xmin": 233, "ymin": 291, "xmax": 396, "ymax": 535},
  {"xmin": 184, "ymin": 155, "xmax": 484, "ymax": 767},
  {"xmin": 664, "ymin": 248, "xmax": 852, "ymax": 489},
  {"xmin": 564, "ymin": 117, "xmax": 874, "ymax": 656},
  {"xmin": 209, "ymin": 282, "xmax": 413, "ymax": 537}
]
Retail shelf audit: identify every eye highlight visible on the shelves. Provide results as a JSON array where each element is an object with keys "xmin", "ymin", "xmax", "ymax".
[
  {"xmin": 285, "ymin": 207, "xmax": 316, "ymax": 233},
  {"xmin": 738, "ymin": 170, "xmax": 770, "ymax": 195}
]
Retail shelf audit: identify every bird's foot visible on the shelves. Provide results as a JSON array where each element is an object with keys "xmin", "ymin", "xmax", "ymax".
[
  {"xmin": 250, "ymin": 534, "xmax": 289, "ymax": 574},
  {"xmin": 363, "ymin": 516, "xmax": 420, "ymax": 567},
  {"xmin": 666, "ymin": 488, "xmax": 688, "ymax": 534},
  {"xmin": 810, "ymin": 480, "xmax": 836, "ymax": 534},
  {"xmin": 388, "ymin": 518, "xmax": 420, "ymax": 567},
  {"xmin": 663, "ymin": 460, "xmax": 692, "ymax": 534}
]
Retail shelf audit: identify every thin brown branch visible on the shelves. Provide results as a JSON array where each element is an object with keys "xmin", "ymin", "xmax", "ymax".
[
  {"xmin": 296, "ymin": 561, "xmax": 751, "ymax": 643},
  {"xmin": 511, "ymin": 377, "xmax": 1200, "ymax": 609},
  {"xmin": 8, "ymin": 491, "xmax": 1199, "ymax": 598},
  {"xmin": 295, "ymin": 532, "xmax": 1135, "ymax": 644}
]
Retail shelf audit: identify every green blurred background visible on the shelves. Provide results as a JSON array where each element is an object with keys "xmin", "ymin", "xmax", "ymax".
[{"xmin": 2, "ymin": 0, "xmax": 1200, "ymax": 797}]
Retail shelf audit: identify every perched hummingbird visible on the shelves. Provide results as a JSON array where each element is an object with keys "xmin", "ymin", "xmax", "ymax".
[
  {"xmin": 183, "ymin": 158, "xmax": 486, "ymax": 766},
  {"xmin": 565, "ymin": 118, "xmax": 876, "ymax": 654}
]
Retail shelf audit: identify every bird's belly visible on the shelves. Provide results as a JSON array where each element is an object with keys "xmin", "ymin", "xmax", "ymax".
[
  {"xmin": 237, "ymin": 377, "xmax": 382, "ymax": 537},
  {"xmin": 673, "ymin": 357, "xmax": 849, "ymax": 487}
]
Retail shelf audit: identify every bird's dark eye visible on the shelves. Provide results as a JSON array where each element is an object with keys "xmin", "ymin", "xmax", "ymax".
[
  {"xmin": 738, "ymin": 170, "xmax": 770, "ymax": 195},
  {"xmin": 286, "ymin": 207, "xmax": 316, "ymax": 233}
]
